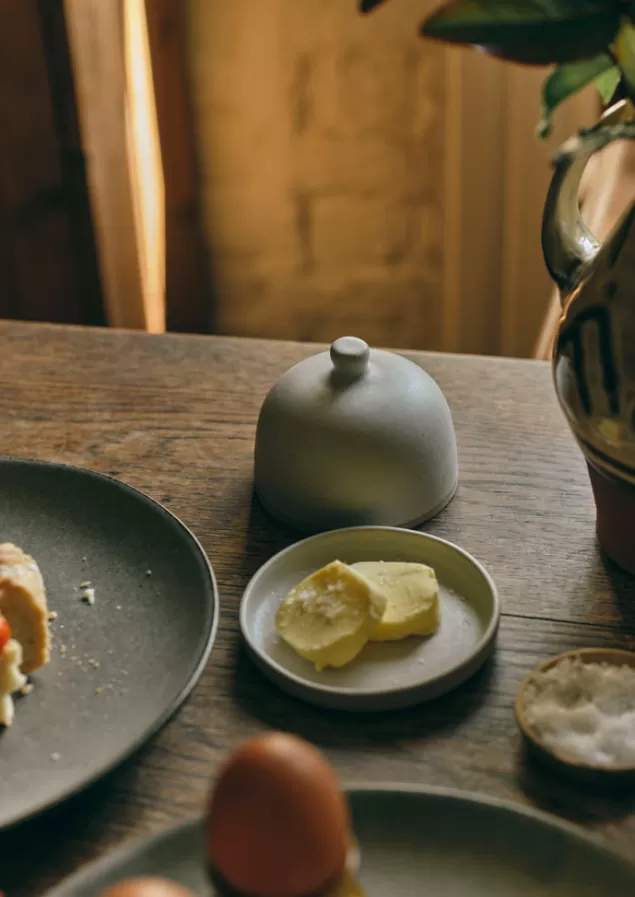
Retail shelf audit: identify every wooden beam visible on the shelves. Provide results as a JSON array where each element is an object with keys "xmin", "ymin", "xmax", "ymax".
[
  {"xmin": 64, "ymin": 0, "xmax": 156, "ymax": 330},
  {"xmin": 0, "ymin": 0, "xmax": 104, "ymax": 324},
  {"xmin": 144, "ymin": 0, "xmax": 212, "ymax": 333},
  {"xmin": 442, "ymin": 48, "xmax": 506, "ymax": 355}
]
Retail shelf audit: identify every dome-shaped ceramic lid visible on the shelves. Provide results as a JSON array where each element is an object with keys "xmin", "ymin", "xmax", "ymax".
[{"xmin": 254, "ymin": 337, "xmax": 458, "ymax": 532}]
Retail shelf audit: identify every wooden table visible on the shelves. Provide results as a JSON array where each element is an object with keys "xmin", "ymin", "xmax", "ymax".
[{"xmin": 2, "ymin": 320, "xmax": 635, "ymax": 894}]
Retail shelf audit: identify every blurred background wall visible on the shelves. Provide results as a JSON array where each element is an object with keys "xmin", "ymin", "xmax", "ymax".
[
  {"xmin": 186, "ymin": 0, "xmax": 447, "ymax": 349},
  {"xmin": 184, "ymin": 0, "xmax": 598, "ymax": 356},
  {"xmin": 0, "ymin": 0, "xmax": 599, "ymax": 356}
]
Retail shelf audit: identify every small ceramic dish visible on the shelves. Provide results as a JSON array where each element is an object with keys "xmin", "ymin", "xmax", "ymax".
[
  {"xmin": 516, "ymin": 648, "xmax": 635, "ymax": 786},
  {"xmin": 240, "ymin": 526, "xmax": 499, "ymax": 711}
]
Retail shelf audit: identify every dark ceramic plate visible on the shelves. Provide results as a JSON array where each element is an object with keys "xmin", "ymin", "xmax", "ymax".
[
  {"xmin": 0, "ymin": 458, "xmax": 218, "ymax": 830},
  {"xmin": 44, "ymin": 786, "xmax": 635, "ymax": 896}
]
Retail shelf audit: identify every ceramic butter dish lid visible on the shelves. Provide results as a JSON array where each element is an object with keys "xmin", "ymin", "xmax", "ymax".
[{"xmin": 254, "ymin": 337, "xmax": 458, "ymax": 532}]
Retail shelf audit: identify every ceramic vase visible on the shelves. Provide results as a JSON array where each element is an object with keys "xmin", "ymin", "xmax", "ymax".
[{"xmin": 542, "ymin": 100, "xmax": 635, "ymax": 574}]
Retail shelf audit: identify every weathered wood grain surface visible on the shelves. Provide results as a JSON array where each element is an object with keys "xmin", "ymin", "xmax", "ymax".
[{"xmin": 1, "ymin": 320, "xmax": 634, "ymax": 894}]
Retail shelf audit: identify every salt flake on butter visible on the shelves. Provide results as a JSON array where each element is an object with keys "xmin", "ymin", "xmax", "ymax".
[{"xmin": 276, "ymin": 560, "xmax": 387, "ymax": 672}]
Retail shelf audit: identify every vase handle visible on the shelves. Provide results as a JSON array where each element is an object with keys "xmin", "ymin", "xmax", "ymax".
[{"xmin": 542, "ymin": 100, "xmax": 635, "ymax": 299}]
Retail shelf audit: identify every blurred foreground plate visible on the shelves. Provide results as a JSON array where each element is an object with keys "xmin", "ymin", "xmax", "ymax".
[{"xmin": 45, "ymin": 785, "xmax": 635, "ymax": 896}]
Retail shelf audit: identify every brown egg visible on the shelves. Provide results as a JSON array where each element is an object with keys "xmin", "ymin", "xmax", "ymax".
[
  {"xmin": 97, "ymin": 878, "xmax": 195, "ymax": 897},
  {"xmin": 206, "ymin": 732, "xmax": 350, "ymax": 897}
]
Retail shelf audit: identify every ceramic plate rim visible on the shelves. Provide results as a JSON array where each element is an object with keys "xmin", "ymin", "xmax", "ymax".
[
  {"xmin": 0, "ymin": 456, "xmax": 219, "ymax": 830},
  {"xmin": 42, "ymin": 782, "xmax": 635, "ymax": 897},
  {"xmin": 240, "ymin": 525, "xmax": 500, "ymax": 699}
]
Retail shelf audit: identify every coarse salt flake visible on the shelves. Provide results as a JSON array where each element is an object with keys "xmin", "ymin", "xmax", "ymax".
[{"xmin": 522, "ymin": 657, "xmax": 635, "ymax": 768}]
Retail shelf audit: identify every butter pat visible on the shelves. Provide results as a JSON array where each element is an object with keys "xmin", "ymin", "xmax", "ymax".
[
  {"xmin": 276, "ymin": 560, "xmax": 387, "ymax": 671},
  {"xmin": 352, "ymin": 561, "xmax": 440, "ymax": 641}
]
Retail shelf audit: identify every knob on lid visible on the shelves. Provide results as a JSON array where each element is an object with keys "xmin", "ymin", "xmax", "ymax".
[
  {"xmin": 329, "ymin": 337, "xmax": 370, "ymax": 378},
  {"xmin": 254, "ymin": 337, "xmax": 458, "ymax": 532}
]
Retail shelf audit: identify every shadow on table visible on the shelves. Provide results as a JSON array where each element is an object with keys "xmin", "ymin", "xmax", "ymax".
[
  {"xmin": 516, "ymin": 747, "xmax": 635, "ymax": 825},
  {"xmin": 236, "ymin": 492, "xmax": 297, "ymax": 587},
  {"xmin": 231, "ymin": 637, "xmax": 497, "ymax": 749},
  {"xmin": 602, "ymin": 551, "xmax": 635, "ymax": 632}
]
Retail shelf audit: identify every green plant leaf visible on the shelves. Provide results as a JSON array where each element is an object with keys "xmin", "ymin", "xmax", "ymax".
[
  {"xmin": 615, "ymin": 21, "xmax": 635, "ymax": 102},
  {"xmin": 359, "ymin": 0, "xmax": 389, "ymax": 11},
  {"xmin": 594, "ymin": 66, "xmax": 622, "ymax": 105},
  {"xmin": 421, "ymin": 0, "xmax": 622, "ymax": 65},
  {"xmin": 537, "ymin": 55, "xmax": 615, "ymax": 138}
]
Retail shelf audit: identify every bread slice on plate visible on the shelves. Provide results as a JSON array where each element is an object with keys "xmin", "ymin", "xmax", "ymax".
[{"xmin": 0, "ymin": 542, "xmax": 50, "ymax": 674}]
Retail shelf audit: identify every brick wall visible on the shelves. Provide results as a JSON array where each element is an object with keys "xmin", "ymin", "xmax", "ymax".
[{"xmin": 186, "ymin": 0, "xmax": 446, "ymax": 349}]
